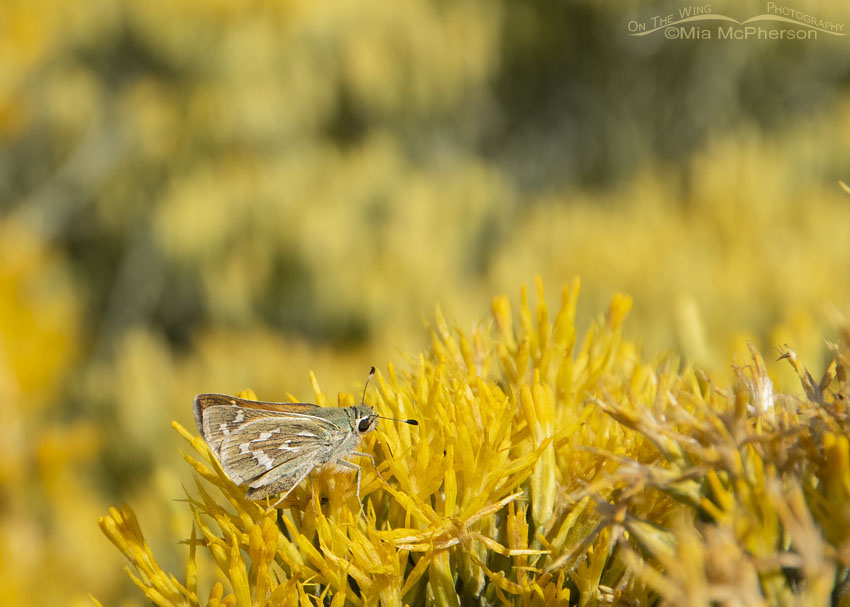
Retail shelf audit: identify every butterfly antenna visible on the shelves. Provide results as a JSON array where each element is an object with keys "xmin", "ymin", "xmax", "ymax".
[
  {"xmin": 364, "ymin": 366, "xmax": 418, "ymax": 426},
  {"xmin": 361, "ymin": 366, "xmax": 376, "ymax": 405},
  {"xmin": 384, "ymin": 417, "xmax": 418, "ymax": 426}
]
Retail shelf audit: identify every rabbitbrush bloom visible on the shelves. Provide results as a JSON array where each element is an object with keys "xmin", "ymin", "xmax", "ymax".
[{"xmin": 100, "ymin": 279, "xmax": 850, "ymax": 606}]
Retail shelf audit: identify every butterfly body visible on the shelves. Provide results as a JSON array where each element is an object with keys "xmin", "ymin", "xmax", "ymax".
[{"xmin": 193, "ymin": 393, "xmax": 379, "ymax": 503}]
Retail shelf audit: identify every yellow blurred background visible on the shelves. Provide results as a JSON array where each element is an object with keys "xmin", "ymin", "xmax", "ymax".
[{"xmin": 2, "ymin": 0, "xmax": 850, "ymax": 604}]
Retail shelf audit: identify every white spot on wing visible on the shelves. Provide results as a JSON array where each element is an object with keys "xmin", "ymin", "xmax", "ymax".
[
  {"xmin": 234, "ymin": 410, "xmax": 245, "ymax": 423},
  {"xmin": 297, "ymin": 431, "xmax": 318, "ymax": 438},
  {"xmin": 258, "ymin": 429, "xmax": 281, "ymax": 441},
  {"xmin": 254, "ymin": 451, "xmax": 274, "ymax": 470},
  {"xmin": 238, "ymin": 442, "xmax": 276, "ymax": 469}
]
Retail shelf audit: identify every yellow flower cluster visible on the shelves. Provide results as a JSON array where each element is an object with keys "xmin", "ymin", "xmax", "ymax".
[{"xmin": 100, "ymin": 279, "xmax": 850, "ymax": 605}]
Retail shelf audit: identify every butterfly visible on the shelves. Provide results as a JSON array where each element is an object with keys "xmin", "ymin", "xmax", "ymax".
[{"xmin": 193, "ymin": 368, "xmax": 417, "ymax": 506}]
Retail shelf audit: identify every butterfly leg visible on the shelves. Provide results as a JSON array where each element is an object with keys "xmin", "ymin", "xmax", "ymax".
[
  {"xmin": 270, "ymin": 491, "xmax": 289, "ymax": 509},
  {"xmin": 353, "ymin": 451, "xmax": 383, "ymax": 479},
  {"xmin": 336, "ymin": 459, "xmax": 365, "ymax": 503},
  {"xmin": 335, "ymin": 459, "xmax": 367, "ymax": 521},
  {"xmin": 353, "ymin": 451, "xmax": 387, "ymax": 496}
]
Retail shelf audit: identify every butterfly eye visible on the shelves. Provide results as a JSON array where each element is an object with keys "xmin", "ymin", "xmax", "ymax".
[{"xmin": 357, "ymin": 418, "xmax": 372, "ymax": 433}]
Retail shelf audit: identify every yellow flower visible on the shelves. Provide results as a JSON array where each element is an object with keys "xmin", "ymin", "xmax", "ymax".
[{"xmin": 100, "ymin": 280, "xmax": 850, "ymax": 606}]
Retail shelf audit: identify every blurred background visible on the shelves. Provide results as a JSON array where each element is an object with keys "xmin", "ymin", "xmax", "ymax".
[{"xmin": 2, "ymin": 0, "xmax": 850, "ymax": 603}]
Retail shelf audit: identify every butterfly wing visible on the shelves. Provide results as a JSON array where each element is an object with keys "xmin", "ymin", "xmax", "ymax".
[
  {"xmin": 193, "ymin": 394, "xmax": 336, "ymax": 457},
  {"xmin": 193, "ymin": 394, "xmax": 350, "ymax": 500},
  {"xmin": 244, "ymin": 466, "xmax": 314, "ymax": 501},
  {"xmin": 216, "ymin": 416, "xmax": 327, "ymax": 483}
]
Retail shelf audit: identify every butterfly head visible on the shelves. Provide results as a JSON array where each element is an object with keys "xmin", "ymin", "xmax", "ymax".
[{"xmin": 352, "ymin": 405, "xmax": 380, "ymax": 435}]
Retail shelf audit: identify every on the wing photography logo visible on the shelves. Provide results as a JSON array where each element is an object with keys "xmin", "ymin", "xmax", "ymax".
[{"xmin": 627, "ymin": 2, "xmax": 845, "ymax": 40}]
